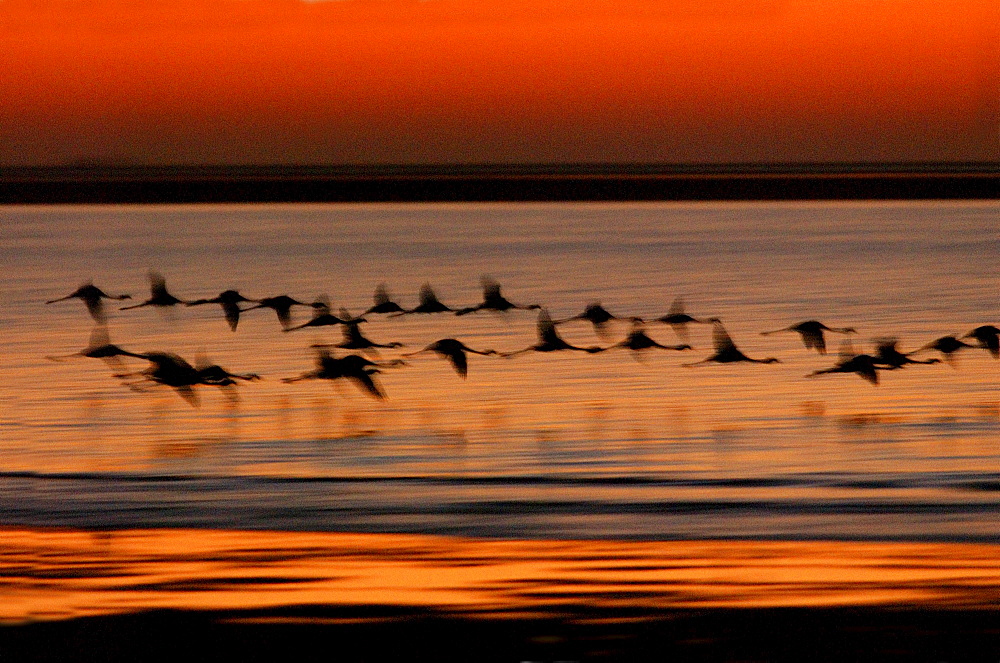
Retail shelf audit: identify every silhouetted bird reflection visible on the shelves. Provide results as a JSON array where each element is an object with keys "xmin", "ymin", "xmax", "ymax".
[
  {"xmin": 963, "ymin": 325, "xmax": 1000, "ymax": 358},
  {"xmin": 654, "ymin": 297, "xmax": 710, "ymax": 343},
  {"xmin": 46, "ymin": 282, "xmax": 131, "ymax": 323},
  {"xmin": 45, "ymin": 325, "xmax": 145, "ymax": 375},
  {"xmin": 871, "ymin": 338, "xmax": 940, "ymax": 369},
  {"xmin": 403, "ymin": 338, "xmax": 497, "ymax": 377},
  {"xmin": 285, "ymin": 296, "xmax": 346, "ymax": 331},
  {"xmin": 393, "ymin": 283, "xmax": 455, "ymax": 315},
  {"xmin": 760, "ymin": 320, "xmax": 856, "ymax": 354},
  {"xmin": 502, "ymin": 309, "xmax": 604, "ymax": 357},
  {"xmin": 121, "ymin": 271, "xmax": 188, "ymax": 310},
  {"xmin": 282, "ymin": 347, "xmax": 398, "ymax": 399},
  {"xmin": 683, "ymin": 319, "xmax": 779, "ymax": 366},
  {"xmin": 455, "ymin": 276, "xmax": 541, "ymax": 316},
  {"xmin": 363, "ymin": 283, "xmax": 405, "ymax": 315},
  {"xmin": 186, "ymin": 289, "xmax": 257, "ymax": 331},
  {"xmin": 243, "ymin": 295, "xmax": 312, "ymax": 330},
  {"xmin": 807, "ymin": 340, "xmax": 881, "ymax": 385}
]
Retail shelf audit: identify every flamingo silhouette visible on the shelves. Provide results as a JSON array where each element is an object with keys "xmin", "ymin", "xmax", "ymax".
[
  {"xmin": 602, "ymin": 319, "xmax": 692, "ymax": 357},
  {"xmin": 963, "ymin": 326, "xmax": 1000, "ymax": 358},
  {"xmin": 760, "ymin": 320, "xmax": 856, "ymax": 354},
  {"xmin": 455, "ymin": 276, "xmax": 541, "ymax": 316},
  {"xmin": 363, "ymin": 283, "xmax": 406, "ymax": 315},
  {"xmin": 403, "ymin": 338, "xmax": 497, "ymax": 377},
  {"xmin": 120, "ymin": 271, "xmax": 188, "ymax": 310},
  {"xmin": 683, "ymin": 319, "xmax": 779, "ymax": 367},
  {"xmin": 46, "ymin": 282, "xmax": 131, "ymax": 323},
  {"xmin": 909, "ymin": 335, "xmax": 975, "ymax": 366},
  {"xmin": 807, "ymin": 339, "xmax": 881, "ymax": 385},
  {"xmin": 392, "ymin": 284, "xmax": 455, "ymax": 316},
  {"xmin": 653, "ymin": 297, "xmax": 711, "ymax": 343},
  {"xmin": 186, "ymin": 289, "xmax": 257, "ymax": 331},
  {"xmin": 242, "ymin": 295, "xmax": 312, "ymax": 330},
  {"xmin": 502, "ymin": 309, "xmax": 605, "ymax": 357},
  {"xmin": 45, "ymin": 325, "xmax": 145, "ymax": 375},
  {"xmin": 282, "ymin": 347, "xmax": 397, "ymax": 399},
  {"xmin": 284, "ymin": 296, "xmax": 346, "ymax": 331},
  {"xmin": 871, "ymin": 338, "xmax": 941, "ymax": 369}
]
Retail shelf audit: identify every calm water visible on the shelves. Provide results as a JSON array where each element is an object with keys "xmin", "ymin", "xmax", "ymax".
[{"xmin": 3, "ymin": 201, "xmax": 1000, "ymax": 541}]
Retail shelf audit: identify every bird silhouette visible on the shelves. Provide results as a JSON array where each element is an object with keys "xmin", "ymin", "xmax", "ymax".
[
  {"xmin": 284, "ymin": 296, "xmax": 346, "ymax": 331},
  {"xmin": 455, "ymin": 276, "xmax": 541, "ymax": 316},
  {"xmin": 363, "ymin": 283, "xmax": 406, "ymax": 315},
  {"xmin": 282, "ymin": 347, "xmax": 394, "ymax": 399},
  {"xmin": 601, "ymin": 319, "xmax": 692, "ymax": 357},
  {"xmin": 807, "ymin": 339, "xmax": 881, "ymax": 385},
  {"xmin": 392, "ymin": 283, "xmax": 455, "ymax": 315},
  {"xmin": 46, "ymin": 282, "xmax": 131, "ymax": 323},
  {"xmin": 403, "ymin": 338, "xmax": 497, "ymax": 377},
  {"xmin": 963, "ymin": 325, "xmax": 1000, "ymax": 358},
  {"xmin": 186, "ymin": 289, "xmax": 257, "ymax": 331},
  {"xmin": 653, "ymin": 297, "xmax": 711, "ymax": 343},
  {"xmin": 120, "ymin": 271, "xmax": 188, "ymax": 310},
  {"xmin": 242, "ymin": 295, "xmax": 312, "ymax": 330},
  {"xmin": 760, "ymin": 320, "xmax": 856, "ymax": 354},
  {"xmin": 127, "ymin": 351, "xmax": 204, "ymax": 406},
  {"xmin": 502, "ymin": 309, "xmax": 605, "ymax": 357},
  {"xmin": 871, "ymin": 338, "xmax": 941, "ymax": 369},
  {"xmin": 910, "ymin": 335, "xmax": 975, "ymax": 366},
  {"xmin": 555, "ymin": 302, "xmax": 623, "ymax": 340},
  {"xmin": 45, "ymin": 325, "xmax": 145, "ymax": 375},
  {"xmin": 313, "ymin": 309, "xmax": 405, "ymax": 355},
  {"xmin": 683, "ymin": 319, "xmax": 780, "ymax": 367}
]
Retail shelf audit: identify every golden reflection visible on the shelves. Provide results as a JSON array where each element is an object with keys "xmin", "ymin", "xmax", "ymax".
[{"xmin": 8, "ymin": 528, "xmax": 1000, "ymax": 624}]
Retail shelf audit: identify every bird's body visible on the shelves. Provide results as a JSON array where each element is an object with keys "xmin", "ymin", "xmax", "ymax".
[
  {"xmin": 132, "ymin": 351, "xmax": 204, "ymax": 406},
  {"xmin": 607, "ymin": 320, "xmax": 692, "ymax": 355},
  {"xmin": 285, "ymin": 297, "xmax": 346, "ymax": 331},
  {"xmin": 654, "ymin": 297, "xmax": 710, "ymax": 343},
  {"xmin": 760, "ymin": 320, "xmax": 856, "ymax": 354},
  {"xmin": 404, "ymin": 338, "xmax": 496, "ymax": 377},
  {"xmin": 964, "ymin": 326, "xmax": 1000, "ymax": 358},
  {"xmin": 363, "ymin": 284, "xmax": 405, "ymax": 315},
  {"xmin": 321, "ymin": 309, "xmax": 404, "ymax": 353},
  {"xmin": 46, "ymin": 282, "xmax": 131, "ymax": 323},
  {"xmin": 871, "ymin": 338, "xmax": 940, "ymax": 369},
  {"xmin": 187, "ymin": 289, "xmax": 256, "ymax": 331},
  {"xmin": 683, "ymin": 319, "xmax": 779, "ymax": 367},
  {"xmin": 503, "ymin": 310, "xmax": 605, "ymax": 357},
  {"xmin": 555, "ymin": 303, "xmax": 621, "ymax": 338},
  {"xmin": 121, "ymin": 271, "xmax": 187, "ymax": 310},
  {"xmin": 243, "ymin": 295, "xmax": 311, "ymax": 330},
  {"xmin": 911, "ymin": 335, "xmax": 975, "ymax": 366},
  {"xmin": 456, "ymin": 276, "xmax": 540, "ymax": 316},
  {"xmin": 282, "ymin": 348, "xmax": 391, "ymax": 399},
  {"xmin": 393, "ymin": 284, "xmax": 454, "ymax": 315},
  {"xmin": 45, "ymin": 325, "xmax": 145, "ymax": 374},
  {"xmin": 808, "ymin": 340, "xmax": 881, "ymax": 384}
]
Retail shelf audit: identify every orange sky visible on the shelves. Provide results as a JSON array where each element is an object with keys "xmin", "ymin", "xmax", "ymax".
[{"xmin": 2, "ymin": 0, "xmax": 998, "ymax": 165}]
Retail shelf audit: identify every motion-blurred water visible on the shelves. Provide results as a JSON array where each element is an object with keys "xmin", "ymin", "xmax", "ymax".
[{"xmin": 3, "ymin": 201, "xmax": 1000, "ymax": 541}]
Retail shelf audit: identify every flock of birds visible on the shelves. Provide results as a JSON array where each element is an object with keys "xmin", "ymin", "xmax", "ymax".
[{"xmin": 45, "ymin": 271, "xmax": 1000, "ymax": 406}]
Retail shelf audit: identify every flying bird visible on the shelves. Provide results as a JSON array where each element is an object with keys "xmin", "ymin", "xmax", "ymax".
[
  {"xmin": 242, "ymin": 295, "xmax": 312, "ymax": 330},
  {"xmin": 46, "ymin": 282, "xmax": 131, "ymax": 323},
  {"xmin": 455, "ymin": 276, "xmax": 541, "ymax": 316},
  {"xmin": 760, "ymin": 320, "xmax": 856, "ymax": 354},
  {"xmin": 45, "ymin": 325, "xmax": 145, "ymax": 375},
  {"xmin": 601, "ymin": 319, "xmax": 692, "ymax": 357},
  {"xmin": 313, "ymin": 309, "xmax": 405, "ymax": 355},
  {"xmin": 284, "ymin": 296, "xmax": 346, "ymax": 331},
  {"xmin": 683, "ymin": 319, "xmax": 780, "ymax": 367},
  {"xmin": 392, "ymin": 283, "xmax": 455, "ymax": 316},
  {"xmin": 120, "ymin": 271, "xmax": 188, "ymax": 310},
  {"xmin": 403, "ymin": 338, "xmax": 497, "ymax": 377},
  {"xmin": 807, "ymin": 340, "xmax": 881, "ymax": 385},
  {"xmin": 363, "ymin": 283, "xmax": 406, "ymax": 315},
  {"xmin": 909, "ymin": 335, "xmax": 975, "ymax": 366},
  {"xmin": 502, "ymin": 309, "xmax": 605, "ymax": 357},
  {"xmin": 871, "ymin": 338, "xmax": 940, "ymax": 369},
  {"xmin": 963, "ymin": 325, "xmax": 1000, "ymax": 358},
  {"xmin": 555, "ymin": 302, "xmax": 623, "ymax": 340},
  {"xmin": 282, "ymin": 347, "xmax": 394, "ymax": 399},
  {"xmin": 653, "ymin": 297, "xmax": 711, "ymax": 343},
  {"xmin": 186, "ymin": 289, "xmax": 257, "ymax": 331}
]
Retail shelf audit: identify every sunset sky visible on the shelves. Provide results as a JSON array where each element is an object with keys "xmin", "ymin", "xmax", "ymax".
[{"xmin": 2, "ymin": 0, "xmax": 998, "ymax": 166}]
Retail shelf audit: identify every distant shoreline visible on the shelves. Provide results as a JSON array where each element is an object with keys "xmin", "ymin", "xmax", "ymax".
[{"xmin": 1, "ymin": 163, "xmax": 998, "ymax": 203}]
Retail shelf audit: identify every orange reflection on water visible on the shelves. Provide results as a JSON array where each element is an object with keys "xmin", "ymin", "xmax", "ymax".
[{"xmin": 8, "ymin": 528, "xmax": 1000, "ymax": 624}]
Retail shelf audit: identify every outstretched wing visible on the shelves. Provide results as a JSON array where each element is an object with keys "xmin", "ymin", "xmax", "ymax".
[{"xmin": 711, "ymin": 320, "xmax": 736, "ymax": 353}]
